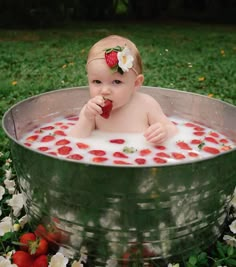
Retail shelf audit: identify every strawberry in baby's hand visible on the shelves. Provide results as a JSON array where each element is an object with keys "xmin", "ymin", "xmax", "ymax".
[{"xmin": 101, "ymin": 99, "xmax": 113, "ymax": 119}]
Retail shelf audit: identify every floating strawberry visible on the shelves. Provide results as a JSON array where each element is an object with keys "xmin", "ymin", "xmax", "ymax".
[
  {"xmin": 139, "ymin": 149, "xmax": 152, "ymax": 156},
  {"xmin": 92, "ymin": 157, "xmax": 108, "ymax": 163},
  {"xmin": 172, "ymin": 152, "xmax": 186, "ymax": 159},
  {"xmin": 55, "ymin": 139, "xmax": 70, "ymax": 145},
  {"xmin": 38, "ymin": 147, "xmax": 49, "ymax": 152},
  {"xmin": 109, "ymin": 139, "xmax": 125, "ymax": 144},
  {"xmin": 154, "ymin": 145, "xmax": 166, "ymax": 150},
  {"xmin": 113, "ymin": 160, "xmax": 131, "ymax": 165},
  {"xmin": 204, "ymin": 136, "xmax": 219, "ymax": 144},
  {"xmin": 188, "ymin": 152, "xmax": 199, "ymax": 157},
  {"xmin": 203, "ymin": 146, "xmax": 220, "ymax": 154},
  {"xmin": 113, "ymin": 151, "xmax": 128, "ymax": 158},
  {"xmin": 101, "ymin": 99, "xmax": 113, "ymax": 119},
  {"xmin": 191, "ymin": 139, "xmax": 202, "ymax": 145},
  {"xmin": 67, "ymin": 154, "xmax": 83, "ymax": 160},
  {"xmin": 57, "ymin": 146, "xmax": 72, "ymax": 155},
  {"xmin": 153, "ymin": 157, "xmax": 167, "ymax": 164},
  {"xmin": 193, "ymin": 131, "xmax": 205, "ymax": 136},
  {"xmin": 176, "ymin": 141, "xmax": 192, "ymax": 150},
  {"xmin": 89, "ymin": 150, "xmax": 106, "ymax": 156},
  {"xmin": 76, "ymin": 142, "xmax": 89, "ymax": 149},
  {"xmin": 135, "ymin": 158, "xmax": 146, "ymax": 165},
  {"xmin": 26, "ymin": 135, "xmax": 39, "ymax": 142},
  {"xmin": 41, "ymin": 135, "xmax": 55, "ymax": 142},
  {"xmin": 155, "ymin": 152, "xmax": 170, "ymax": 158},
  {"xmin": 54, "ymin": 130, "xmax": 66, "ymax": 136},
  {"xmin": 40, "ymin": 125, "xmax": 54, "ymax": 130},
  {"xmin": 32, "ymin": 255, "xmax": 48, "ymax": 267},
  {"xmin": 12, "ymin": 251, "xmax": 34, "ymax": 267}
]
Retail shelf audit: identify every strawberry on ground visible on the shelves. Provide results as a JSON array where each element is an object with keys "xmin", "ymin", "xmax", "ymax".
[
  {"xmin": 12, "ymin": 251, "xmax": 34, "ymax": 267},
  {"xmin": 32, "ymin": 255, "xmax": 48, "ymax": 267}
]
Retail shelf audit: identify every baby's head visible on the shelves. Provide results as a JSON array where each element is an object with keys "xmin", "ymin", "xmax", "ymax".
[{"xmin": 87, "ymin": 35, "xmax": 143, "ymax": 75}]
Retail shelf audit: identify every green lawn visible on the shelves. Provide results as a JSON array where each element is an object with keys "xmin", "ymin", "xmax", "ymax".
[{"xmin": 1, "ymin": 21, "xmax": 236, "ymax": 151}]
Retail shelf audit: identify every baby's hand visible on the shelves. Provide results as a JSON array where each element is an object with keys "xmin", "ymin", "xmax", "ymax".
[
  {"xmin": 84, "ymin": 96, "xmax": 104, "ymax": 119},
  {"xmin": 144, "ymin": 122, "xmax": 168, "ymax": 145}
]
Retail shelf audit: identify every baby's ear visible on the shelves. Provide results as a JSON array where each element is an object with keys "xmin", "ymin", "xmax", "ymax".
[{"xmin": 134, "ymin": 74, "xmax": 144, "ymax": 89}]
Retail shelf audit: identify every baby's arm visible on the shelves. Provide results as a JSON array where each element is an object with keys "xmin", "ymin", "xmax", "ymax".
[
  {"xmin": 69, "ymin": 96, "xmax": 104, "ymax": 138},
  {"xmin": 144, "ymin": 96, "xmax": 177, "ymax": 145}
]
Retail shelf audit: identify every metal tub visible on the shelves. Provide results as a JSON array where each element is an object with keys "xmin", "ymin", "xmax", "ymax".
[{"xmin": 2, "ymin": 86, "xmax": 236, "ymax": 265}]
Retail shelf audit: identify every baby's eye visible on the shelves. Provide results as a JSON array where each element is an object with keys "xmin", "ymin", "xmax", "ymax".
[
  {"xmin": 92, "ymin": 80, "xmax": 101, "ymax": 84},
  {"xmin": 112, "ymin": 80, "xmax": 122, "ymax": 85}
]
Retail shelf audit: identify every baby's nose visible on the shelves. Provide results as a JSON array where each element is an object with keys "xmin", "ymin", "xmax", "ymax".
[{"xmin": 101, "ymin": 85, "xmax": 111, "ymax": 94}]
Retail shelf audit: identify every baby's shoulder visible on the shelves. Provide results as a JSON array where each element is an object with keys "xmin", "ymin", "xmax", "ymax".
[{"xmin": 135, "ymin": 92, "xmax": 158, "ymax": 105}]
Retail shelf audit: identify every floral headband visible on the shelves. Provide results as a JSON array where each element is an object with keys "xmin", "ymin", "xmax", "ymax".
[{"xmin": 87, "ymin": 45, "xmax": 138, "ymax": 75}]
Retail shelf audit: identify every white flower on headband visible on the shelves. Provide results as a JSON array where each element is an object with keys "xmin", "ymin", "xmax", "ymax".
[
  {"xmin": 104, "ymin": 46, "xmax": 134, "ymax": 74},
  {"xmin": 117, "ymin": 47, "xmax": 134, "ymax": 73}
]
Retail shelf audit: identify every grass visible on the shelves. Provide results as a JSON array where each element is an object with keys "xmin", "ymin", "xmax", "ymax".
[
  {"xmin": 0, "ymin": 21, "xmax": 236, "ymax": 266},
  {"xmin": 1, "ymin": 21, "xmax": 236, "ymax": 151}
]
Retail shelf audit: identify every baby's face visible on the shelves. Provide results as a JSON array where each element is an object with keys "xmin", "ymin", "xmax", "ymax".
[{"xmin": 87, "ymin": 59, "xmax": 139, "ymax": 110}]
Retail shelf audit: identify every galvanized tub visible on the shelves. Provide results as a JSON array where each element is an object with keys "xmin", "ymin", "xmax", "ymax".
[{"xmin": 2, "ymin": 86, "xmax": 236, "ymax": 265}]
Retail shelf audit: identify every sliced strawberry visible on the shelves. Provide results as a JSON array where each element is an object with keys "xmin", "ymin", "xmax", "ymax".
[
  {"xmin": 40, "ymin": 126, "xmax": 54, "ymax": 131},
  {"xmin": 154, "ymin": 145, "xmax": 166, "ymax": 150},
  {"xmin": 193, "ymin": 131, "xmax": 205, "ymax": 136},
  {"xmin": 188, "ymin": 152, "xmax": 199, "ymax": 157},
  {"xmin": 153, "ymin": 157, "xmax": 167, "ymax": 164},
  {"xmin": 41, "ymin": 135, "xmax": 55, "ymax": 142},
  {"xmin": 24, "ymin": 143, "xmax": 32, "ymax": 147},
  {"xmin": 89, "ymin": 150, "xmax": 106, "ymax": 156},
  {"xmin": 220, "ymin": 138, "xmax": 229, "ymax": 144},
  {"xmin": 172, "ymin": 152, "xmax": 186, "ymax": 159},
  {"xmin": 101, "ymin": 99, "xmax": 113, "ymax": 119},
  {"xmin": 135, "ymin": 158, "xmax": 146, "ymax": 165},
  {"xmin": 155, "ymin": 152, "xmax": 170, "ymax": 158},
  {"xmin": 209, "ymin": 132, "xmax": 220, "ymax": 138},
  {"xmin": 109, "ymin": 139, "xmax": 125, "ymax": 144},
  {"xmin": 65, "ymin": 115, "xmax": 79, "ymax": 121},
  {"xmin": 113, "ymin": 160, "xmax": 131, "ymax": 165},
  {"xmin": 48, "ymin": 151, "xmax": 57, "ymax": 156},
  {"xmin": 55, "ymin": 139, "xmax": 70, "ymax": 146},
  {"xmin": 60, "ymin": 125, "xmax": 69, "ymax": 129},
  {"xmin": 54, "ymin": 130, "xmax": 66, "ymax": 136},
  {"xmin": 54, "ymin": 122, "xmax": 63, "ymax": 126},
  {"xmin": 204, "ymin": 136, "xmax": 219, "ymax": 144},
  {"xmin": 38, "ymin": 147, "xmax": 49, "ymax": 152},
  {"xmin": 191, "ymin": 139, "xmax": 202, "ymax": 145},
  {"xmin": 176, "ymin": 141, "xmax": 192, "ymax": 150},
  {"xmin": 92, "ymin": 157, "xmax": 108, "ymax": 163},
  {"xmin": 194, "ymin": 126, "xmax": 205, "ymax": 131},
  {"xmin": 113, "ymin": 152, "xmax": 128, "ymax": 158},
  {"xmin": 76, "ymin": 142, "xmax": 90, "ymax": 149},
  {"xmin": 184, "ymin": 122, "xmax": 198, "ymax": 127},
  {"xmin": 67, "ymin": 154, "xmax": 83, "ymax": 160},
  {"xmin": 26, "ymin": 135, "xmax": 39, "ymax": 142},
  {"xmin": 203, "ymin": 146, "xmax": 220, "ymax": 154},
  {"xmin": 221, "ymin": 145, "xmax": 232, "ymax": 151},
  {"xmin": 139, "ymin": 149, "xmax": 152, "ymax": 156},
  {"xmin": 57, "ymin": 146, "xmax": 72, "ymax": 155}
]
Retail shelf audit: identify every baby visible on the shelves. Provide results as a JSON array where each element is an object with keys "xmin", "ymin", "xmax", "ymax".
[{"xmin": 69, "ymin": 35, "xmax": 177, "ymax": 145}]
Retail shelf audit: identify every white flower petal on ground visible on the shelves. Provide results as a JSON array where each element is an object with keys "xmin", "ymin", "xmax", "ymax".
[
  {"xmin": 18, "ymin": 215, "xmax": 28, "ymax": 229},
  {"xmin": 0, "ymin": 185, "xmax": 5, "ymax": 200},
  {"xmin": 0, "ymin": 256, "xmax": 17, "ymax": 267},
  {"xmin": 0, "ymin": 217, "xmax": 13, "ymax": 237},
  {"xmin": 117, "ymin": 47, "xmax": 134, "ymax": 72},
  {"xmin": 7, "ymin": 193, "xmax": 24, "ymax": 217},
  {"xmin": 4, "ymin": 179, "xmax": 15, "ymax": 194},
  {"xmin": 49, "ymin": 252, "xmax": 69, "ymax": 267},
  {"xmin": 5, "ymin": 168, "xmax": 12, "ymax": 180},
  {"xmin": 229, "ymin": 219, "xmax": 236, "ymax": 234}
]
